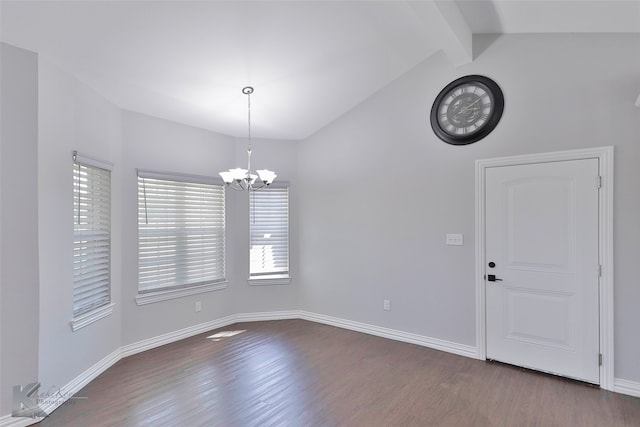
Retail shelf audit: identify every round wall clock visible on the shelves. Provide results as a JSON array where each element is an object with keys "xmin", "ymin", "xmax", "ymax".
[{"xmin": 430, "ymin": 75, "xmax": 504, "ymax": 145}]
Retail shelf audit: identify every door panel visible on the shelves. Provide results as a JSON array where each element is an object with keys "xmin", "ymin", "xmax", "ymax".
[
  {"xmin": 506, "ymin": 177, "xmax": 574, "ymax": 272},
  {"xmin": 504, "ymin": 286, "xmax": 573, "ymax": 350},
  {"xmin": 486, "ymin": 159, "xmax": 599, "ymax": 384}
]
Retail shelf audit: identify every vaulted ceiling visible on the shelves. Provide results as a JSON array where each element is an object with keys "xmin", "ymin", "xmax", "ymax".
[{"xmin": 2, "ymin": 1, "xmax": 639, "ymax": 140}]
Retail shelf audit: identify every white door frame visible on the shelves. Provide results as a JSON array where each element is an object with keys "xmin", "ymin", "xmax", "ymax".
[{"xmin": 475, "ymin": 146, "xmax": 614, "ymax": 390}]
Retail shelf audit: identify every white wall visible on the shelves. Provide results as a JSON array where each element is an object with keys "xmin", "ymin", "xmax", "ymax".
[
  {"xmin": 36, "ymin": 57, "xmax": 123, "ymax": 394},
  {"xmin": 296, "ymin": 33, "xmax": 640, "ymax": 382},
  {"xmin": 0, "ymin": 43, "xmax": 39, "ymax": 417}
]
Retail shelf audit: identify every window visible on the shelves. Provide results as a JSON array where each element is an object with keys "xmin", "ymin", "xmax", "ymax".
[
  {"xmin": 249, "ymin": 184, "xmax": 290, "ymax": 284},
  {"xmin": 137, "ymin": 170, "xmax": 226, "ymax": 302},
  {"xmin": 72, "ymin": 152, "xmax": 114, "ymax": 330}
]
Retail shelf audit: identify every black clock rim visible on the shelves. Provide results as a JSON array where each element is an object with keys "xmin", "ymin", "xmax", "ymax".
[{"xmin": 430, "ymin": 75, "xmax": 504, "ymax": 146}]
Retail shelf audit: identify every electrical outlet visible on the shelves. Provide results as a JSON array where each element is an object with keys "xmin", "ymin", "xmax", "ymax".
[
  {"xmin": 446, "ymin": 233, "xmax": 464, "ymax": 246},
  {"xmin": 195, "ymin": 301, "xmax": 202, "ymax": 312},
  {"xmin": 383, "ymin": 299, "xmax": 391, "ymax": 311}
]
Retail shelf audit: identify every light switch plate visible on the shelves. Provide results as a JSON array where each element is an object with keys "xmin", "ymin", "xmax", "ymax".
[{"xmin": 446, "ymin": 233, "xmax": 463, "ymax": 246}]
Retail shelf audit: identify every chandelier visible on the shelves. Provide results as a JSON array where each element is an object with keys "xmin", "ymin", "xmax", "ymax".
[{"xmin": 219, "ymin": 86, "xmax": 277, "ymax": 191}]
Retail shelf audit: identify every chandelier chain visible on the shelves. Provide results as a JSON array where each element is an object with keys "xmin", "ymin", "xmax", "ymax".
[{"xmin": 247, "ymin": 87, "xmax": 252, "ymax": 152}]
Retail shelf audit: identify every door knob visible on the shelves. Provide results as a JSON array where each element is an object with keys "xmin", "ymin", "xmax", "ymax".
[{"xmin": 486, "ymin": 274, "xmax": 503, "ymax": 282}]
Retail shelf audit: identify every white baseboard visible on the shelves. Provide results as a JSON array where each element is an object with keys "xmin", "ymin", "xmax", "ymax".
[
  {"xmin": 614, "ymin": 378, "xmax": 640, "ymax": 398},
  {"xmin": 121, "ymin": 309, "xmax": 477, "ymax": 361},
  {"xmin": 120, "ymin": 311, "xmax": 300, "ymax": 358},
  {"xmin": 39, "ymin": 348, "xmax": 121, "ymax": 416},
  {"xmin": 0, "ymin": 414, "xmax": 41, "ymax": 427},
  {"xmin": 234, "ymin": 310, "xmax": 300, "ymax": 323},
  {"xmin": 121, "ymin": 314, "xmax": 237, "ymax": 358},
  {"xmin": 298, "ymin": 311, "xmax": 478, "ymax": 359}
]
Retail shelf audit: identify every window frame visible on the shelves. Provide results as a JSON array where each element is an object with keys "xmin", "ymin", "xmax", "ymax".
[
  {"xmin": 135, "ymin": 169, "xmax": 227, "ymax": 305},
  {"xmin": 248, "ymin": 182, "xmax": 291, "ymax": 286},
  {"xmin": 70, "ymin": 151, "xmax": 115, "ymax": 331}
]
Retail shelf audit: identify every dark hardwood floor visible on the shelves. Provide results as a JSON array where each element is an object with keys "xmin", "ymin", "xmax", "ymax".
[{"xmin": 36, "ymin": 319, "xmax": 640, "ymax": 426}]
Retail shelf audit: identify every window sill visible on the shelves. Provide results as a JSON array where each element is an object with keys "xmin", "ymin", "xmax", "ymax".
[
  {"xmin": 248, "ymin": 275, "xmax": 291, "ymax": 286},
  {"xmin": 70, "ymin": 303, "xmax": 115, "ymax": 332},
  {"xmin": 136, "ymin": 281, "xmax": 228, "ymax": 305}
]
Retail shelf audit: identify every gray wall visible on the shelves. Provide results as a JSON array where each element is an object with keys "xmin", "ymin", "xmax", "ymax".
[
  {"xmin": 118, "ymin": 113, "xmax": 300, "ymax": 345},
  {"xmin": 120, "ymin": 111, "xmax": 238, "ymax": 346},
  {"xmin": 1, "ymin": 43, "xmax": 40, "ymax": 416},
  {"xmin": 296, "ymin": 33, "xmax": 640, "ymax": 382},
  {"xmin": 231, "ymin": 137, "xmax": 300, "ymax": 315},
  {"xmin": 37, "ymin": 57, "xmax": 123, "ymax": 396},
  {"xmin": 119, "ymin": 112, "xmax": 304, "ymax": 344}
]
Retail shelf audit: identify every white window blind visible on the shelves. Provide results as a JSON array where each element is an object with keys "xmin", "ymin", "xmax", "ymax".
[
  {"xmin": 138, "ymin": 171, "xmax": 225, "ymax": 293},
  {"xmin": 73, "ymin": 152, "xmax": 112, "ymax": 317},
  {"xmin": 250, "ymin": 185, "xmax": 289, "ymax": 277}
]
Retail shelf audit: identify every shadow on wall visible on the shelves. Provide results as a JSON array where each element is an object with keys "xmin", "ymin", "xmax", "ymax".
[
  {"xmin": 474, "ymin": 34, "xmax": 502, "ymax": 60},
  {"xmin": 459, "ymin": 0, "xmax": 502, "ymax": 60}
]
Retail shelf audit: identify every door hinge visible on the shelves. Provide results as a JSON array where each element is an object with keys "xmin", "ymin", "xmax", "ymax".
[
  {"xmin": 597, "ymin": 176, "xmax": 602, "ymax": 189},
  {"xmin": 599, "ymin": 353, "xmax": 603, "ymax": 366},
  {"xmin": 598, "ymin": 264, "xmax": 602, "ymax": 277}
]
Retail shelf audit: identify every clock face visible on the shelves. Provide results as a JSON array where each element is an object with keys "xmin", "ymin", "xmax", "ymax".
[
  {"xmin": 437, "ymin": 83, "xmax": 493, "ymax": 136},
  {"xmin": 430, "ymin": 75, "xmax": 504, "ymax": 145}
]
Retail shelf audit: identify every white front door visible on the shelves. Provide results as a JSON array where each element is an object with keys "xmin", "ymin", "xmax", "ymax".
[{"xmin": 485, "ymin": 159, "xmax": 600, "ymax": 384}]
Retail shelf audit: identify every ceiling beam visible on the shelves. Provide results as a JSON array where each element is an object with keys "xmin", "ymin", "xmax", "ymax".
[{"xmin": 409, "ymin": 0, "xmax": 473, "ymax": 67}]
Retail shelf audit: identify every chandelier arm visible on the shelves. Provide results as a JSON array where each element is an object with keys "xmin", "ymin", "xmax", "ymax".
[
  {"xmin": 226, "ymin": 180, "xmax": 249, "ymax": 191},
  {"xmin": 249, "ymin": 181, "xmax": 270, "ymax": 191}
]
